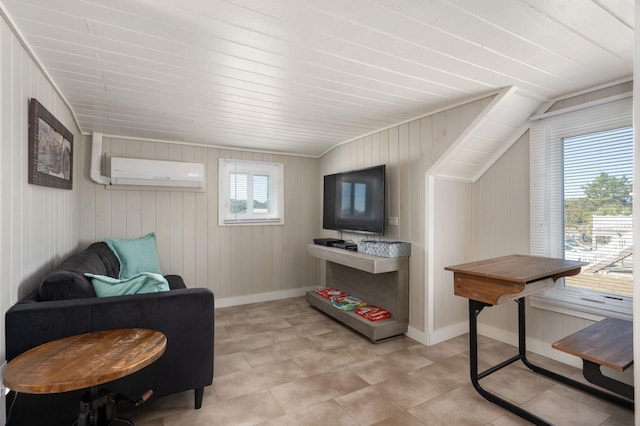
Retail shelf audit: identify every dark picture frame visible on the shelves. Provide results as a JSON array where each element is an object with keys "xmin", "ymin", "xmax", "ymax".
[{"xmin": 28, "ymin": 98, "xmax": 73, "ymax": 189}]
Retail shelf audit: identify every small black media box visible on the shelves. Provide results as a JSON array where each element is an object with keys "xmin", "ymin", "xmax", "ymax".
[
  {"xmin": 331, "ymin": 242, "xmax": 357, "ymax": 250},
  {"xmin": 313, "ymin": 238, "xmax": 344, "ymax": 246}
]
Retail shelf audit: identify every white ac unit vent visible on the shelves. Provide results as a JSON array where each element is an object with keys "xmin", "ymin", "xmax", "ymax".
[{"xmin": 110, "ymin": 157, "xmax": 205, "ymax": 188}]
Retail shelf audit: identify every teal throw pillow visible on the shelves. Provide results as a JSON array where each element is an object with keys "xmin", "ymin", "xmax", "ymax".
[
  {"xmin": 86, "ymin": 272, "xmax": 170, "ymax": 298},
  {"xmin": 106, "ymin": 232, "xmax": 162, "ymax": 279}
]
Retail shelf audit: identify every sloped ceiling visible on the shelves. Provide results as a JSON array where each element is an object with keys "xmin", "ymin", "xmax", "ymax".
[
  {"xmin": 429, "ymin": 86, "xmax": 542, "ymax": 182},
  {"xmin": 0, "ymin": 0, "xmax": 634, "ymax": 157}
]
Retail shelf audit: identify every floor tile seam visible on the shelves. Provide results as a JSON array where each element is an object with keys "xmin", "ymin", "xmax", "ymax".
[
  {"xmin": 223, "ymin": 330, "xmax": 278, "ymax": 348},
  {"xmin": 277, "ymin": 368, "xmax": 371, "ymax": 413},
  {"xmin": 481, "ymin": 380, "xmax": 613, "ymax": 425},
  {"xmin": 385, "ymin": 376, "xmax": 452, "ymax": 411},
  {"xmin": 545, "ymin": 381, "xmax": 628, "ymax": 415},
  {"xmin": 246, "ymin": 353, "xmax": 311, "ymax": 374},
  {"xmin": 479, "ymin": 365, "xmax": 594, "ymax": 408},
  {"xmin": 332, "ymin": 381, "xmax": 440, "ymax": 423},
  {"xmin": 203, "ymin": 387, "xmax": 286, "ymax": 424},
  {"xmin": 221, "ymin": 322, "xmax": 296, "ymax": 339},
  {"xmin": 266, "ymin": 387, "xmax": 288, "ymax": 416},
  {"xmin": 407, "ymin": 385, "xmax": 509, "ymax": 425},
  {"xmin": 266, "ymin": 380, "xmax": 341, "ymax": 417},
  {"xmin": 518, "ymin": 388, "xmax": 614, "ymax": 426},
  {"xmin": 212, "ymin": 358, "xmax": 309, "ymax": 400},
  {"xmin": 331, "ymin": 395, "xmax": 387, "ymax": 426}
]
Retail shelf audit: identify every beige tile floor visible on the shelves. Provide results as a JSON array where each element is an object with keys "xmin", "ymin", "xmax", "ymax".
[{"xmin": 120, "ymin": 297, "xmax": 634, "ymax": 425}]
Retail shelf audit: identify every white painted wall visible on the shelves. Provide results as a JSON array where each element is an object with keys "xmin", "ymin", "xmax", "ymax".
[
  {"xmin": 77, "ymin": 136, "xmax": 320, "ymax": 305},
  {"xmin": 0, "ymin": 14, "xmax": 82, "ymax": 423},
  {"xmin": 428, "ymin": 177, "xmax": 472, "ymax": 340},
  {"xmin": 319, "ymin": 96, "xmax": 494, "ymax": 335}
]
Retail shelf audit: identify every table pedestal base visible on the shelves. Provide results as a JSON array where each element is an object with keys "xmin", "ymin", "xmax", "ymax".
[
  {"xmin": 76, "ymin": 386, "xmax": 134, "ymax": 426},
  {"xmin": 469, "ymin": 298, "xmax": 633, "ymax": 426}
]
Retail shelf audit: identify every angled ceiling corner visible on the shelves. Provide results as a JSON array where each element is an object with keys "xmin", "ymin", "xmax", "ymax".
[{"xmin": 428, "ymin": 86, "xmax": 545, "ymax": 183}]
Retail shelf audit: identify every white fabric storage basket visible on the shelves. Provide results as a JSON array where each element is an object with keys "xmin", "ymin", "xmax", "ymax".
[{"xmin": 357, "ymin": 240, "xmax": 411, "ymax": 257}]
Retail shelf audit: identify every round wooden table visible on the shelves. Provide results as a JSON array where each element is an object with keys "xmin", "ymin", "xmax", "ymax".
[{"xmin": 4, "ymin": 328, "xmax": 167, "ymax": 425}]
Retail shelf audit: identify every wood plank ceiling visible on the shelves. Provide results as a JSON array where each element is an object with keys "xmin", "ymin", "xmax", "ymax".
[{"xmin": 0, "ymin": 0, "xmax": 634, "ymax": 157}]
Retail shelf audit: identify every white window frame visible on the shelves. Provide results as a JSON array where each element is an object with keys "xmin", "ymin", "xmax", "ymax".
[
  {"xmin": 529, "ymin": 95, "xmax": 633, "ymax": 320},
  {"xmin": 219, "ymin": 158, "xmax": 284, "ymax": 226}
]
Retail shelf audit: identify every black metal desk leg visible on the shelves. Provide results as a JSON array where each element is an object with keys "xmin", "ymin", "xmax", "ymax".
[
  {"xmin": 582, "ymin": 361, "xmax": 634, "ymax": 400},
  {"xmin": 516, "ymin": 299, "xmax": 634, "ymax": 409},
  {"xmin": 468, "ymin": 300, "xmax": 552, "ymax": 426}
]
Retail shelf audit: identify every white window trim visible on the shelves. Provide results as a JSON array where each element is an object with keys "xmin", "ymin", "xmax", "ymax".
[
  {"xmin": 219, "ymin": 158, "xmax": 284, "ymax": 226},
  {"xmin": 529, "ymin": 95, "xmax": 633, "ymax": 320}
]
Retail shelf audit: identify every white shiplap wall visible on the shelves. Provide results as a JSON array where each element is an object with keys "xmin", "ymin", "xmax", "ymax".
[
  {"xmin": 0, "ymin": 13, "xmax": 81, "ymax": 420},
  {"xmin": 77, "ymin": 136, "xmax": 320, "ymax": 303},
  {"xmin": 319, "ymin": 96, "xmax": 494, "ymax": 333}
]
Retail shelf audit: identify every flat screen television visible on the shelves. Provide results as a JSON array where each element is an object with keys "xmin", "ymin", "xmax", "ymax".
[{"xmin": 323, "ymin": 165, "xmax": 385, "ymax": 235}]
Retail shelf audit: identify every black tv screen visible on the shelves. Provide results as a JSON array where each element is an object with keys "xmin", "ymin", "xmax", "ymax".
[{"xmin": 323, "ymin": 165, "xmax": 385, "ymax": 235}]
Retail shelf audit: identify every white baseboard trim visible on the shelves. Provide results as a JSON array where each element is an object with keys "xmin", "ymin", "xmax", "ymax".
[
  {"xmin": 216, "ymin": 287, "xmax": 315, "ymax": 308},
  {"xmin": 429, "ymin": 321, "xmax": 469, "ymax": 346},
  {"xmin": 406, "ymin": 326, "xmax": 429, "ymax": 346},
  {"xmin": 406, "ymin": 322, "xmax": 469, "ymax": 347}
]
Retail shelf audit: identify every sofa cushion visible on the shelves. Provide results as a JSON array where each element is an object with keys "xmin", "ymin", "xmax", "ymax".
[
  {"xmin": 39, "ymin": 271, "xmax": 97, "ymax": 301},
  {"xmin": 106, "ymin": 233, "xmax": 162, "ymax": 279},
  {"xmin": 86, "ymin": 241, "xmax": 120, "ymax": 278},
  {"xmin": 86, "ymin": 272, "xmax": 170, "ymax": 297},
  {"xmin": 38, "ymin": 248, "xmax": 112, "ymax": 301}
]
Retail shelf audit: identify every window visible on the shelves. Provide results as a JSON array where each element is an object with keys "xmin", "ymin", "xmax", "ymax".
[
  {"xmin": 219, "ymin": 159, "xmax": 284, "ymax": 225},
  {"xmin": 341, "ymin": 182, "xmax": 367, "ymax": 216},
  {"xmin": 530, "ymin": 95, "xmax": 633, "ymax": 319}
]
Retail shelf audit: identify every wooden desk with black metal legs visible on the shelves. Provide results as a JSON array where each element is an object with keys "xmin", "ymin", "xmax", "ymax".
[{"xmin": 445, "ymin": 255, "xmax": 633, "ymax": 426}]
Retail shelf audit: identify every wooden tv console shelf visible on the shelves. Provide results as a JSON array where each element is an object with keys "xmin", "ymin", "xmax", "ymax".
[{"xmin": 306, "ymin": 244, "xmax": 409, "ymax": 342}]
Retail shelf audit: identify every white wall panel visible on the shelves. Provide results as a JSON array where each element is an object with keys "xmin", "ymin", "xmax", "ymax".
[
  {"xmin": 433, "ymin": 178, "xmax": 471, "ymax": 330},
  {"xmin": 78, "ymin": 137, "xmax": 319, "ymax": 300},
  {"xmin": 0, "ymin": 16, "xmax": 81, "ymax": 418}
]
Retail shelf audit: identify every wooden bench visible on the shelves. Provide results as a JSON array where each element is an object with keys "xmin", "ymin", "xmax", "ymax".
[{"xmin": 552, "ymin": 317, "xmax": 633, "ymax": 400}]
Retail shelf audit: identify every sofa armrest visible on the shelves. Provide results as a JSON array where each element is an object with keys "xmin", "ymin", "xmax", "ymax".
[
  {"xmin": 5, "ymin": 288, "xmax": 214, "ymax": 396},
  {"xmin": 165, "ymin": 274, "xmax": 187, "ymax": 290}
]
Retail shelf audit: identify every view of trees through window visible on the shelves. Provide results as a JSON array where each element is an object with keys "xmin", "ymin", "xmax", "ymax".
[
  {"xmin": 229, "ymin": 172, "xmax": 270, "ymax": 214},
  {"xmin": 563, "ymin": 126, "xmax": 633, "ymax": 297}
]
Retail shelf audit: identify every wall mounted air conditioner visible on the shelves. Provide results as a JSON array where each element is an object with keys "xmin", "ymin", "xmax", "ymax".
[{"xmin": 110, "ymin": 157, "xmax": 205, "ymax": 188}]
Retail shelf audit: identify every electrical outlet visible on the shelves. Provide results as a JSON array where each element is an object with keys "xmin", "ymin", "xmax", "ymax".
[{"xmin": 388, "ymin": 217, "xmax": 399, "ymax": 226}]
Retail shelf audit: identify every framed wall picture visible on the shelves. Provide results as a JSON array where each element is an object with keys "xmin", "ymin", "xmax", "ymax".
[{"xmin": 28, "ymin": 98, "xmax": 73, "ymax": 189}]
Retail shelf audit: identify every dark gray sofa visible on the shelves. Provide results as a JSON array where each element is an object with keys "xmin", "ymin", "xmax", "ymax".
[{"xmin": 5, "ymin": 242, "xmax": 214, "ymax": 425}]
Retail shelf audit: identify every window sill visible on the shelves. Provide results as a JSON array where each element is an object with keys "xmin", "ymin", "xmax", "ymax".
[
  {"xmin": 530, "ymin": 293, "xmax": 631, "ymax": 321},
  {"xmin": 220, "ymin": 219, "xmax": 284, "ymax": 227}
]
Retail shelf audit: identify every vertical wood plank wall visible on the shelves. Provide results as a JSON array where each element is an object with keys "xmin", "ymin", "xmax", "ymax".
[
  {"xmin": 77, "ymin": 136, "xmax": 320, "ymax": 301},
  {"xmin": 432, "ymin": 177, "xmax": 472, "ymax": 332},
  {"xmin": 0, "ymin": 16, "xmax": 81, "ymax": 373},
  {"xmin": 319, "ymin": 96, "xmax": 494, "ymax": 332}
]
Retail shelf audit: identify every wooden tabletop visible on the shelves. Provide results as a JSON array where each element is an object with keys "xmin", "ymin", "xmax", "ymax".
[
  {"xmin": 552, "ymin": 317, "xmax": 633, "ymax": 371},
  {"xmin": 445, "ymin": 255, "xmax": 586, "ymax": 305},
  {"xmin": 3, "ymin": 328, "xmax": 167, "ymax": 394}
]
